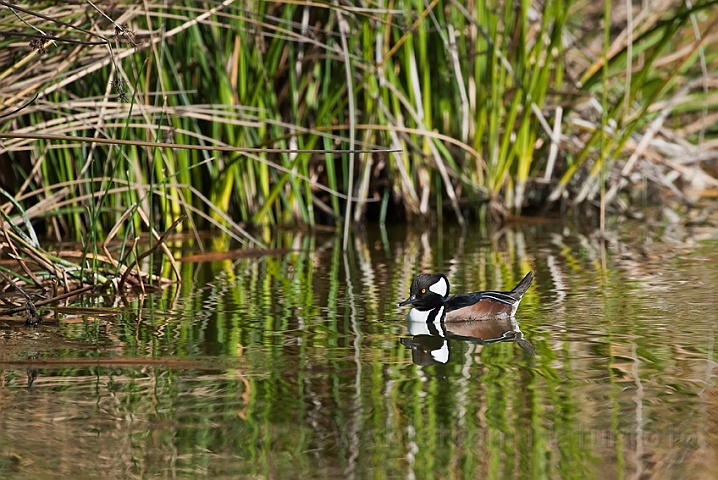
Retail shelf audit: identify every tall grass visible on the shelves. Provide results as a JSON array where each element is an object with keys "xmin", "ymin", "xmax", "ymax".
[{"xmin": 0, "ymin": 0, "xmax": 717, "ymax": 243}]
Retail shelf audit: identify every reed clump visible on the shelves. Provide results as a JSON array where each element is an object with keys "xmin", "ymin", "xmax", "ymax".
[
  {"xmin": 0, "ymin": 198, "xmax": 182, "ymax": 323},
  {"xmin": 0, "ymin": 0, "xmax": 716, "ymax": 241}
]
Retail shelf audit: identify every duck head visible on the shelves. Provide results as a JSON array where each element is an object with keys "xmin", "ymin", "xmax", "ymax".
[{"xmin": 399, "ymin": 273, "xmax": 450, "ymax": 309}]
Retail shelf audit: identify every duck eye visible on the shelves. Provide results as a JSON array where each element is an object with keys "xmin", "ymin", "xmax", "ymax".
[{"xmin": 421, "ymin": 288, "xmax": 426, "ymax": 294}]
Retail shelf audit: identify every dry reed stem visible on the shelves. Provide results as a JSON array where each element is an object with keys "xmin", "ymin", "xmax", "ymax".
[{"xmin": 0, "ymin": 285, "xmax": 94, "ymax": 316}]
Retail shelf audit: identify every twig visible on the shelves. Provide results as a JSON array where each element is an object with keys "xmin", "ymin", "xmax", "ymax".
[
  {"xmin": 0, "ymin": 285, "xmax": 95, "ymax": 316},
  {"xmin": 0, "ymin": 132, "xmax": 400, "ymax": 155},
  {"xmin": 0, "ymin": 93, "xmax": 38, "ymax": 119},
  {"xmin": 117, "ymin": 215, "xmax": 185, "ymax": 290},
  {"xmin": 0, "ymin": 1, "xmax": 110, "ymax": 43},
  {"xmin": 0, "ymin": 269, "xmax": 39, "ymax": 325},
  {"xmin": 0, "ymin": 30, "xmax": 107, "ymax": 46},
  {"xmin": 1, "ymin": 218, "xmax": 43, "ymax": 287}
]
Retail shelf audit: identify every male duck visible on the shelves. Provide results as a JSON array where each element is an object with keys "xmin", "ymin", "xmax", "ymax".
[{"xmin": 399, "ymin": 271, "xmax": 533, "ymax": 322}]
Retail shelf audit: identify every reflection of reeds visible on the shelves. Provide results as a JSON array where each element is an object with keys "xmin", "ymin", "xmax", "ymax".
[{"xmin": 2, "ymin": 225, "xmax": 718, "ymax": 476}]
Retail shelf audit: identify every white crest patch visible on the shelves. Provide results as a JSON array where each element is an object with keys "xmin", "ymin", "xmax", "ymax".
[{"xmin": 429, "ymin": 277, "xmax": 448, "ymax": 297}]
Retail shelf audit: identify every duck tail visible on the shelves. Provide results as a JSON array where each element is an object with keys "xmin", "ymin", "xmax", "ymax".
[{"xmin": 509, "ymin": 271, "xmax": 533, "ymax": 300}]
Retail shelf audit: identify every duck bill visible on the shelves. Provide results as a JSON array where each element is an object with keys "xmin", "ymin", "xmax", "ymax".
[{"xmin": 399, "ymin": 295, "xmax": 416, "ymax": 307}]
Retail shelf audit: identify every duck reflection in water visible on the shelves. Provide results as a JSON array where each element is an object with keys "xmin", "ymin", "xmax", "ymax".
[
  {"xmin": 399, "ymin": 272, "xmax": 535, "ymax": 365},
  {"xmin": 400, "ymin": 308, "xmax": 535, "ymax": 366}
]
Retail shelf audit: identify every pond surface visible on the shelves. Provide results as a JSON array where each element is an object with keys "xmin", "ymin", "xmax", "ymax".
[{"xmin": 1, "ymin": 221, "xmax": 718, "ymax": 479}]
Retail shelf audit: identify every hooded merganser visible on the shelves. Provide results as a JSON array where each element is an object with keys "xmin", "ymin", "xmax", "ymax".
[{"xmin": 399, "ymin": 271, "xmax": 533, "ymax": 322}]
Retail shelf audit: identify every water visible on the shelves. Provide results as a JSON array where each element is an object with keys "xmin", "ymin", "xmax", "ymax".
[{"xmin": 1, "ymin": 222, "xmax": 717, "ymax": 479}]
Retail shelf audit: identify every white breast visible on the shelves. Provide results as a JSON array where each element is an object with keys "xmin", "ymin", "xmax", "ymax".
[{"xmin": 407, "ymin": 306, "xmax": 445, "ymax": 331}]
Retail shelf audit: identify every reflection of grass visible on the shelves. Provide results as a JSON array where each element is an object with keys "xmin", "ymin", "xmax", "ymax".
[
  {"xmin": 1, "ymin": 225, "xmax": 581, "ymax": 477},
  {"xmin": 2, "ymin": 215, "xmax": 716, "ymax": 474}
]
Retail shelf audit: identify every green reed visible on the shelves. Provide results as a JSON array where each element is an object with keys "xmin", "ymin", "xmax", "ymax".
[{"xmin": 1, "ymin": 0, "xmax": 716, "ymax": 241}]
